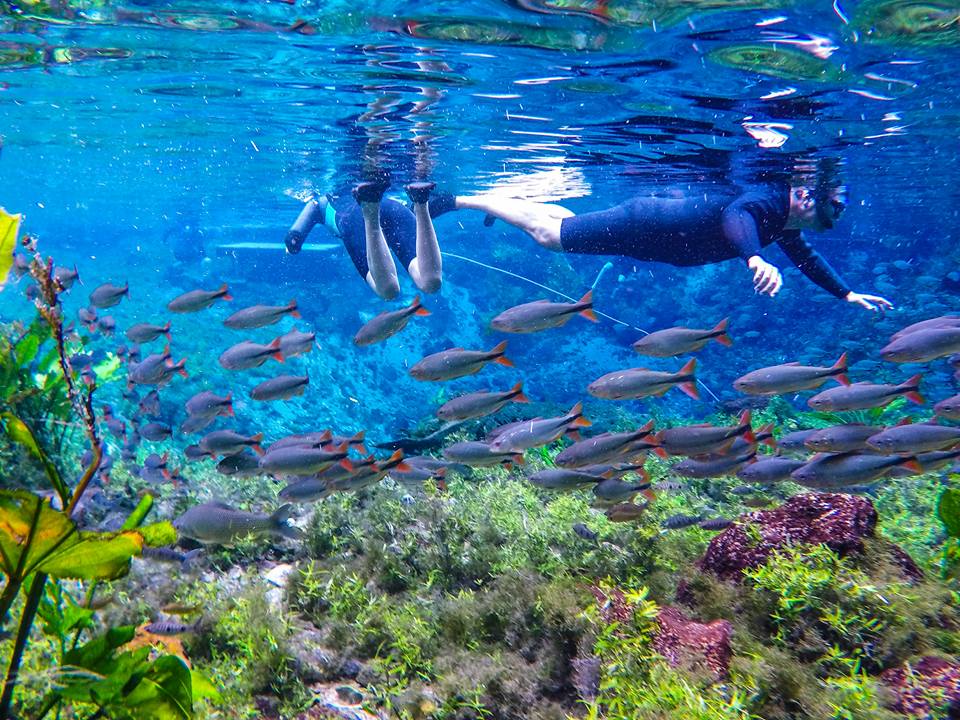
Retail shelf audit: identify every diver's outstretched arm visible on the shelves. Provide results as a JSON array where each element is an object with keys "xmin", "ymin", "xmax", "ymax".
[
  {"xmin": 455, "ymin": 195, "xmax": 574, "ymax": 251},
  {"xmin": 406, "ymin": 182, "xmax": 442, "ymax": 294}
]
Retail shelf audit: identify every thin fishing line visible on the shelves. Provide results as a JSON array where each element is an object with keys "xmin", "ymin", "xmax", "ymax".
[{"xmin": 441, "ymin": 251, "xmax": 722, "ymax": 404}]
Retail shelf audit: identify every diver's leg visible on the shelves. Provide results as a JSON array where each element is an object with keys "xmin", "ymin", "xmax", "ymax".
[
  {"xmin": 354, "ymin": 181, "xmax": 400, "ymax": 300},
  {"xmin": 405, "ymin": 182, "xmax": 442, "ymax": 294},
  {"xmin": 455, "ymin": 195, "xmax": 574, "ymax": 251}
]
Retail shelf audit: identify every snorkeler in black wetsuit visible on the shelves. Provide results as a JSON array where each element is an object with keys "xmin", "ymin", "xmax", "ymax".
[
  {"xmin": 452, "ymin": 177, "xmax": 893, "ymax": 312},
  {"xmin": 284, "ymin": 176, "xmax": 445, "ymax": 300}
]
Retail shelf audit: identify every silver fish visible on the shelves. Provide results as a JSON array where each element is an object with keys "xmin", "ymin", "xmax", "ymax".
[
  {"xmin": 490, "ymin": 291, "xmax": 596, "ymax": 334},
  {"xmin": 632, "ymin": 318, "xmax": 731, "ymax": 357},
  {"xmin": 173, "ymin": 501, "xmax": 299, "ymax": 544},
  {"xmin": 354, "ymin": 295, "xmax": 430, "ymax": 346}
]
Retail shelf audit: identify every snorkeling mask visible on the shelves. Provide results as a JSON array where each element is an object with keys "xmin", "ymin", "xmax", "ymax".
[{"xmin": 814, "ymin": 185, "xmax": 846, "ymax": 229}]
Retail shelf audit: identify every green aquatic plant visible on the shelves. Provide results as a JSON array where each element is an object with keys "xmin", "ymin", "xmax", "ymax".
[
  {"xmin": 0, "ymin": 227, "xmax": 207, "ymax": 718},
  {"xmin": 936, "ymin": 485, "xmax": 960, "ymax": 583},
  {"xmin": 581, "ymin": 582, "xmax": 757, "ymax": 720},
  {"xmin": 854, "ymin": 0, "xmax": 960, "ymax": 46},
  {"xmin": 742, "ymin": 544, "xmax": 907, "ymax": 671},
  {"xmin": 708, "ymin": 44, "xmax": 843, "ymax": 82}
]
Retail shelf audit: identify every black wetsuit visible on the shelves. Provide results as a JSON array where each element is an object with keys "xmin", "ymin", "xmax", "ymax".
[
  {"xmin": 559, "ymin": 183, "xmax": 851, "ymax": 298},
  {"xmin": 331, "ymin": 196, "xmax": 418, "ymax": 279}
]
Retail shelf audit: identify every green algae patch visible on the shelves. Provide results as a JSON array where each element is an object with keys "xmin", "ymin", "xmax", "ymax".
[
  {"xmin": 0, "ymin": 207, "xmax": 21, "ymax": 289},
  {"xmin": 709, "ymin": 44, "xmax": 843, "ymax": 81},
  {"xmin": 854, "ymin": 0, "xmax": 960, "ymax": 46}
]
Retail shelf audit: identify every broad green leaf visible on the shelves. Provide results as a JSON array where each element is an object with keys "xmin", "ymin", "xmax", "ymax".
[
  {"xmin": 14, "ymin": 333, "xmax": 40, "ymax": 368},
  {"xmin": 124, "ymin": 655, "xmax": 193, "ymax": 719},
  {"xmin": 137, "ymin": 521, "xmax": 177, "ymax": 547},
  {"xmin": 122, "ymin": 494, "xmax": 154, "ymax": 531},
  {"xmin": 0, "ymin": 490, "xmax": 77, "ymax": 581},
  {"xmin": 0, "ymin": 490, "xmax": 145, "ymax": 582},
  {"xmin": 92, "ymin": 353, "xmax": 122, "ymax": 383},
  {"xmin": 190, "ymin": 670, "xmax": 221, "ymax": 702},
  {"xmin": 0, "ymin": 207, "xmax": 21, "ymax": 289},
  {"xmin": 39, "ymin": 530, "xmax": 143, "ymax": 580},
  {"xmin": 1, "ymin": 412, "xmax": 69, "ymax": 504},
  {"xmin": 938, "ymin": 488, "xmax": 960, "ymax": 538}
]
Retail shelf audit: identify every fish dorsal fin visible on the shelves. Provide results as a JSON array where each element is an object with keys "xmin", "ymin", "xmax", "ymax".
[{"xmin": 205, "ymin": 500, "xmax": 235, "ymax": 510}]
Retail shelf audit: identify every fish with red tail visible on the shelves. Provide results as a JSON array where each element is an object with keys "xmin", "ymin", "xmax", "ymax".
[
  {"xmin": 410, "ymin": 340, "xmax": 514, "ymax": 382},
  {"xmin": 488, "ymin": 402, "xmax": 591, "ymax": 453},
  {"xmin": 437, "ymin": 382, "xmax": 529, "ymax": 421},
  {"xmin": 199, "ymin": 430, "xmax": 264, "ymax": 457},
  {"xmin": 219, "ymin": 338, "xmax": 285, "ymax": 370},
  {"xmin": 791, "ymin": 452, "xmax": 922, "ymax": 488},
  {"xmin": 733, "ymin": 353, "xmax": 849, "ymax": 396},
  {"xmin": 354, "ymin": 295, "xmax": 431, "ymax": 346},
  {"xmin": 555, "ymin": 421, "xmax": 656, "ymax": 468},
  {"xmin": 632, "ymin": 318, "xmax": 731, "ymax": 357},
  {"xmin": 588, "ymin": 358, "xmax": 699, "ymax": 401},
  {"xmin": 224, "ymin": 300, "xmax": 300, "ymax": 330},
  {"xmin": 126, "ymin": 321, "xmax": 171, "ymax": 344},
  {"xmin": 656, "ymin": 410, "xmax": 754, "ymax": 457},
  {"xmin": 167, "ymin": 283, "xmax": 232, "ymax": 313},
  {"xmin": 808, "ymin": 374, "xmax": 924, "ymax": 412},
  {"xmin": 490, "ymin": 290, "xmax": 597, "ymax": 334}
]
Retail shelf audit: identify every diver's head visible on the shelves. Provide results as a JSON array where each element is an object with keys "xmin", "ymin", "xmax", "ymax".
[{"xmin": 786, "ymin": 160, "xmax": 846, "ymax": 231}]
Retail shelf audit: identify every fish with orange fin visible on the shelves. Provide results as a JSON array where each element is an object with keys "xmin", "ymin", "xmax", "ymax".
[
  {"xmin": 808, "ymin": 374, "xmax": 924, "ymax": 412},
  {"xmin": 224, "ymin": 300, "xmax": 300, "ymax": 330},
  {"xmin": 437, "ymin": 382, "xmax": 529, "ymax": 421},
  {"xmin": 410, "ymin": 340, "xmax": 513, "ymax": 382},
  {"xmin": 354, "ymin": 295, "xmax": 431, "ymax": 346},
  {"xmin": 219, "ymin": 338, "xmax": 285, "ymax": 370},
  {"xmin": 555, "ymin": 421, "xmax": 656, "ymax": 468},
  {"xmin": 167, "ymin": 283, "xmax": 232, "ymax": 313},
  {"xmin": 443, "ymin": 441, "xmax": 525, "ymax": 468},
  {"xmin": 588, "ymin": 358, "xmax": 699, "ymax": 401},
  {"xmin": 656, "ymin": 410, "xmax": 755, "ymax": 457},
  {"xmin": 489, "ymin": 402, "xmax": 591, "ymax": 453},
  {"xmin": 792, "ymin": 453, "xmax": 922, "ymax": 488},
  {"xmin": 259, "ymin": 442, "xmax": 353, "ymax": 476},
  {"xmin": 632, "ymin": 318, "xmax": 732, "ymax": 357},
  {"xmin": 490, "ymin": 290, "xmax": 597, "ymax": 334},
  {"xmin": 733, "ymin": 353, "xmax": 849, "ymax": 396}
]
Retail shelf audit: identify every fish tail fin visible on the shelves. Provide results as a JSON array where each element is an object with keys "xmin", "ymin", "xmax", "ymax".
[
  {"xmin": 338, "ymin": 457, "xmax": 354, "ymax": 472},
  {"xmin": 319, "ymin": 429, "xmax": 333, "ymax": 443},
  {"xmin": 566, "ymin": 429, "xmax": 582, "ymax": 441},
  {"xmin": 251, "ymin": 432, "xmax": 265, "ymax": 456},
  {"xmin": 268, "ymin": 338, "xmax": 285, "ymax": 363},
  {"xmin": 832, "ymin": 352, "xmax": 851, "ymax": 386},
  {"xmin": 653, "ymin": 445, "xmax": 669, "ymax": 460},
  {"xmin": 577, "ymin": 290, "xmax": 598, "ymax": 322},
  {"xmin": 511, "ymin": 381, "xmax": 530, "ymax": 403},
  {"xmin": 162, "ymin": 321, "xmax": 172, "ymax": 340},
  {"xmin": 678, "ymin": 381, "xmax": 700, "ymax": 401},
  {"xmin": 512, "ymin": 453, "xmax": 525, "ymax": 465},
  {"xmin": 218, "ymin": 283, "xmax": 233, "ymax": 301},
  {"xmin": 903, "ymin": 373, "xmax": 925, "ymax": 404},
  {"xmin": 287, "ymin": 299, "xmax": 300, "ymax": 318},
  {"xmin": 490, "ymin": 340, "xmax": 513, "ymax": 366},
  {"xmin": 396, "ymin": 460, "xmax": 413, "ymax": 473},
  {"xmin": 411, "ymin": 295, "xmax": 431, "ymax": 316},
  {"xmin": 739, "ymin": 410, "xmax": 755, "ymax": 442},
  {"xmin": 900, "ymin": 458, "xmax": 923, "ymax": 474},
  {"xmin": 712, "ymin": 317, "xmax": 733, "ymax": 347},
  {"xmin": 568, "ymin": 401, "xmax": 592, "ymax": 427},
  {"xmin": 270, "ymin": 504, "xmax": 301, "ymax": 539},
  {"xmin": 175, "ymin": 359, "xmax": 188, "ymax": 378},
  {"xmin": 351, "ymin": 430, "xmax": 367, "ymax": 455},
  {"xmin": 638, "ymin": 419, "xmax": 655, "ymax": 436},
  {"xmin": 224, "ymin": 392, "xmax": 235, "ymax": 417},
  {"xmin": 759, "ymin": 423, "xmax": 777, "ymax": 448},
  {"xmin": 640, "ymin": 486, "xmax": 656, "ymax": 503}
]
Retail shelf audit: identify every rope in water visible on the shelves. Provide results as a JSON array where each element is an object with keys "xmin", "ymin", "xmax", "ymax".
[{"xmin": 440, "ymin": 251, "xmax": 721, "ymax": 403}]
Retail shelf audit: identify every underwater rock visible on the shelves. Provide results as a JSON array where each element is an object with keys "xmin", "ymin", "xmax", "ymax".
[
  {"xmin": 288, "ymin": 624, "xmax": 338, "ymax": 684},
  {"xmin": 653, "ymin": 606, "xmax": 733, "ymax": 680},
  {"xmin": 880, "ymin": 656, "xmax": 960, "ymax": 719},
  {"xmin": 697, "ymin": 494, "xmax": 877, "ymax": 580}
]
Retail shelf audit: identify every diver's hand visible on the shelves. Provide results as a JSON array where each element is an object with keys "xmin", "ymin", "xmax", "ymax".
[
  {"xmin": 846, "ymin": 291, "xmax": 894, "ymax": 312},
  {"xmin": 747, "ymin": 255, "xmax": 782, "ymax": 296}
]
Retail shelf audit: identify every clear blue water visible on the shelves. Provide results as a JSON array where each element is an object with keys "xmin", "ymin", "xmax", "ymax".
[{"xmin": 3, "ymin": 0, "xmax": 960, "ymax": 441}]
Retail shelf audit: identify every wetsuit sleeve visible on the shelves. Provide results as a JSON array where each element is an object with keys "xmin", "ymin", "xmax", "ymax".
[
  {"xmin": 720, "ymin": 198, "xmax": 765, "ymax": 260},
  {"xmin": 776, "ymin": 231, "xmax": 851, "ymax": 299}
]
